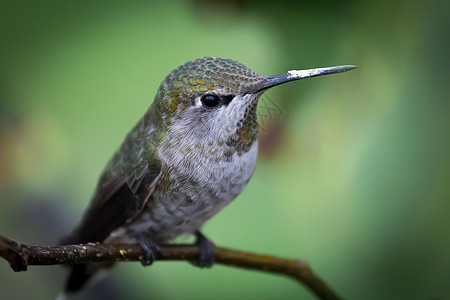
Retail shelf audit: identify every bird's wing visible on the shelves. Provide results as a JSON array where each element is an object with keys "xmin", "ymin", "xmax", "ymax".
[{"xmin": 62, "ymin": 118, "xmax": 162, "ymax": 244}]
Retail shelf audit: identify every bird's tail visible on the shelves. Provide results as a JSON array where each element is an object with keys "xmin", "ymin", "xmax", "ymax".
[
  {"xmin": 59, "ymin": 229, "xmax": 113, "ymax": 294},
  {"xmin": 66, "ymin": 264, "xmax": 92, "ymax": 293}
]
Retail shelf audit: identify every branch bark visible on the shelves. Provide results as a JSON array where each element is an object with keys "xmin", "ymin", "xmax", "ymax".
[{"xmin": 0, "ymin": 234, "xmax": 341, "ymax": 300}]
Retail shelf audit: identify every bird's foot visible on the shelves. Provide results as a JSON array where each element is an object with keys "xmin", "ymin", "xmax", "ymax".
[
  {"xmin": 136, "ymin": 235, "xmax": 161, "ymax": 266},
  {"xmin": 193, "ymin": 231, "xmax": 215, "ymax": 268}
]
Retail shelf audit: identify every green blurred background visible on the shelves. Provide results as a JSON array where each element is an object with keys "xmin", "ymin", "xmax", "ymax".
[{"xmin": 1, "ymin": 0, "xmax": 449, "ymax": 299}]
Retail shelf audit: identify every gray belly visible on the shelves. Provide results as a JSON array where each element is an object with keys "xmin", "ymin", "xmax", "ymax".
[{"xmin": 109, "ymin": 142, "xmax": 258, "ymax": 242}]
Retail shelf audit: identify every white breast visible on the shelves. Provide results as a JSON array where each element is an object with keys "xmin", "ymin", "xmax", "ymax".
[{"xmin": 118, "ymin": 139, "xmax": 259, "ymax": 242}]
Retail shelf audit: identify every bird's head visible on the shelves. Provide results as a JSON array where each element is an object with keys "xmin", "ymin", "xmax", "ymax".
[{"xmin": 150, "ymin": 57, "xmax": 355, "ymax": 156}]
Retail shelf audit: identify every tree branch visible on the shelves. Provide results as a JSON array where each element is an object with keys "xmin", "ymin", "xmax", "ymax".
[{"xmin": 0, "ymin": 234, "xmax": 341, "ymax": 300}]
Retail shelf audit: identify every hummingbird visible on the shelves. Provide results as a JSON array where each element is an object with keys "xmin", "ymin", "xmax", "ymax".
[{"xmin": 62, "ymin": 57, "xmax": 355, "ymax": 293}]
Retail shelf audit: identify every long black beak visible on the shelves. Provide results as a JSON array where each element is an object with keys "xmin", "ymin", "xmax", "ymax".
[{"xmin": 247, "ymin": 65, "xmax": 356, "ymax": 94}]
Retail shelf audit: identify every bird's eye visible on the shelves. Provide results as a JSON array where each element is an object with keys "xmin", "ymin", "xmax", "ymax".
[{"xmin": 200, "ymin": 94, "xmax": 221, "ymax": 109}]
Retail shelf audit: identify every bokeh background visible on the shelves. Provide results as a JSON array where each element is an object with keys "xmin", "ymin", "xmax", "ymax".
[{"xmin": 1, "ymin": 0, "xmax": 449, "ymax": 299}]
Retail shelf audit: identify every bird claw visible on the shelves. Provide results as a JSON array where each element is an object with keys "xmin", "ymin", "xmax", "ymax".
[
  {"xmin": 136, "ymin": 235, "xmax": 161, "ymax": 266},
  {"xmin": 193, "ymin": 231, "xmax": 215, "ymax": 268}
]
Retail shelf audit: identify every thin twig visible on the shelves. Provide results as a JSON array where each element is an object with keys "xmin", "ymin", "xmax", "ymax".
[{"xmin": 0, "ymin": 234, "xmax": 341, "ymax": 300}]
